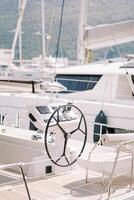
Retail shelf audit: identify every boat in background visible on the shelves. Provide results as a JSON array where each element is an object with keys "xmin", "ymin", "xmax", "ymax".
[
  {"xmin": 0, "ymin": 0, "xmax": 68, "ymax": 86},
  {"xmin": 55, "ymin": 0, "xmax": 134, "ymax": 135}
]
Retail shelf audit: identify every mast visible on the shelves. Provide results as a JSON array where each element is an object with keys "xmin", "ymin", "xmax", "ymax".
[
  {"xmin": 19, "ymin": 0, "xmax": 22, "ymax": 63},
  {"xmin": 10, "ymin": 0, "xmax": 27, "ymax": 64},
  {"xmin": 77, "ymin": 0, "xmax": 88, "ymax": 64},
  {"xmin": 41, "ymin": 0, "xmax": 46, "ymax": 66}
]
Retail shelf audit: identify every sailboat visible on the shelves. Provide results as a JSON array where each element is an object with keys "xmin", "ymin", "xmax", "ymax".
[
  {"xmin": 0, "ymin": 0, "xmax": 68, "ymax": 93},
  {"xmin": 0, "ymin": 1, "xmax": 134, "ymax": 200}
]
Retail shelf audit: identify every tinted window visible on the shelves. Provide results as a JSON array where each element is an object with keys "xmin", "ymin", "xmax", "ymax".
[
  {"xmin": 1, "ymin": 65, "xmax": 8, "ymax": 68},
  {"xmin": 29, "ymin": 122, "xmax": 37, "ymax": 131},
  {"xmin": 36, "ymin": 106, "xmax": 51, "ymax": 114},
  {"xmin": 55, "ymin": 74, "xmax": 102, "ymax": 93},
  {"xmin": 131, "ymin": 75, "xmax": 134, "ymax": 84},
  {"xmin": 29, "ymin": 113, "xmax": 37, "ymax": 122},
  {"xmin": 107, "ymin": 127, "xmax": 133, "ymax": 134}
]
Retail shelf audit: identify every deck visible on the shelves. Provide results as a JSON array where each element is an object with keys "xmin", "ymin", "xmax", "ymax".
[{"xmin": 0, "ymin": 167, "xmax": 132, "ymax": 200}]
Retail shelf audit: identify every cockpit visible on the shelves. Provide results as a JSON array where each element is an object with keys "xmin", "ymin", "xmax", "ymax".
[{"xmin": 28, "ymin": 103, "xmax": 77, "ymax": 132}]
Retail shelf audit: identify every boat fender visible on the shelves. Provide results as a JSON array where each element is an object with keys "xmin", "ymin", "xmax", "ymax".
[{"xmin": 93, "ymin": 110, "xmax": 107, "ymax": 143}]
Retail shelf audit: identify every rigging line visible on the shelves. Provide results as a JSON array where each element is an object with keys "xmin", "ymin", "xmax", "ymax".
[
  {"xmin": 98, "ymin": 6, "xmax": 131, "ymax": 108},
  {"xmin": 109, "ymin": 21, "xmax": 134, "ymax": 93},
  {"xmin": 99, "ymin": 29, "xmax": 127, "ymax": 110},
  {"xmin": 54, "ymin": 0, "xmax": 66, "ymax": 68},
  {"xmin": 108, "ymin": 25, "xmax": 125, "ymax": 65},
  {"xmin": 102, "ymin": 4, "xmax": 134, "ymax": 102},
  {"xmin": 106, "ymin": 13, "xmax": 130, "ymax": 76},
  {"xmin": 103, "ymin": 3, "xmax": 126, "ymax": 66}
]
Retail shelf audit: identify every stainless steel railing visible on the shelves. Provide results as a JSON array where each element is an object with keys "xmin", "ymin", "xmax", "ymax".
[{"xmin": 0, "ymin": 163, "xmax": 32, "ymax": 200}]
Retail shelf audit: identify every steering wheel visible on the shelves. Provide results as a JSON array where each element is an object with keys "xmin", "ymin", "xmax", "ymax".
[{"xmin": 44, "ymin": 104, "xmax": 87, "ymax": 167}]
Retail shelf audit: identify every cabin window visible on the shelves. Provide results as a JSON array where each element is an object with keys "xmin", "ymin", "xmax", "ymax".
[
  {"xmin": 131, "ymin": 75, "xmax": 134, "ymax": 84},
  {"xmin": 107, "ymin": 127, "xmax": 133, "ymax": 134},
  {"xmin": 55, "ymin": 74, "xmax": 102, "ymax": 93},
  {"xmin": 25, "ymin": 74, "xmax": 32, "ymax": 77},
  {"xmin": 36, "ymin": 106, "xmax": 51, "ymax": 114},
  {"xmin": 29, "ymin": 113, "xmax": 37, "ymax": 122},
  {"xmin": 1, "ymin": 65, "xmax": 8, "ymax": 69},
  {"xmin": 0, "ymin": 114, "xmax": 5, "ymax": 124},
  {"xmin": 29, "ymin": 122, "xmax": 37, "ymax": 131}
]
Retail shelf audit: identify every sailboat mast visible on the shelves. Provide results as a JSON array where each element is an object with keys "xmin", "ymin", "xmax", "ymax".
[
  {"xmin": 19, "ymin": 0, "xmax": 22, "ymax": 63},
  {"xmin": 41, "ymin": 0, "xmax": 46, "ymax": 65},
  {"xmin": 10, "ymin": 0, "xmax": 27, "ymax": 64},
  {"xmin": 77, "ymin": 0, "xmax": 88, "ymax": 64}
]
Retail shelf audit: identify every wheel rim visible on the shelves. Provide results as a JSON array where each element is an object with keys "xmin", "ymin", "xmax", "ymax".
[{"xmin": 44, "ymin": 104, "xmax": 87, "ymax": 167}]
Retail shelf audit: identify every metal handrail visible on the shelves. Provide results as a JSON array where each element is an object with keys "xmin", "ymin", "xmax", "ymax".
[
  {"xmin": 84, "ymin": 139, "xmax": 134, "ymax": 199},
  {"xmin": 84, "ymin": 120, "xmax": 134, "ymax": 199},
  {"xmin": 107, "ymin": 140, "xmax": 134, "ymax": 199},
  {"xmin": 0, "ymin": 163, "xmax": 32, "ymax": 200}
]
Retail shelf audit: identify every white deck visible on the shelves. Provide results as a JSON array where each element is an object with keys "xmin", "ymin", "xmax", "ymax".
[
  {"xmin": 0, "ymin": 122, "xmax": 134, "ymax": 199},
  {"xmin": 0, "ymin": 167, "xmax": 133, "ymax": 200}
]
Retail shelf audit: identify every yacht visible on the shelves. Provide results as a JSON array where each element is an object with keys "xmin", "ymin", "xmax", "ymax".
[
  {"xmin": 55, "ymin": 0, "xmax": 134, "ymax": 135},
  {"xmin": 0, "ymin": 103, "xmax": 134, "ymax": 200},
  {"xmin": 1, "ymin": 1, "xmax": 134, "ymax": 141},
  {"xmin": 0, "ymin": 1, "xmax": 134, "ymax": 199}
]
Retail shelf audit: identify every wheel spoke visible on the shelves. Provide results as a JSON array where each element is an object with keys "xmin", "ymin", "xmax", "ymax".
[
  {"xmin": 70, "ymin": 128, "xmax": 78, "ymax": 135},
  {"xmin": 52, "ymin": 109, "xmax": 60, "ymax": 124},
  {"xmin": 52, "ymin": 113, "xmax": 68, "ymax": 136},
  {"xmin": 55, "ymin": 156, "xmax": 62, "ymax": 163},
  {"xmin": 78, "ymin": 115, "xmax": 83, "ymax": 129},
  {"xmin": 48, "ymin": 123, "xmax": 57, "ymax": 128},
  {"xmin": 53, "ymin": 115, "xmax": 59, "ymax": 124},
  {"xmin": 65, "ymin": 156, "xmax": 70, "ymax": 165},
  {"xmin": 57, "ymin": 123, "xmax": 68, "ymax": 136},
  {"xmin": 57, "ymin": 109, "xmax": 60, "ymax": 123},
  {"xmin": 79, "ymin": 128, "xmax": 86, "ymax": 135},
  {"xmin": 63, "ymin": 138, "xmax": 68, "ymax": 155}
]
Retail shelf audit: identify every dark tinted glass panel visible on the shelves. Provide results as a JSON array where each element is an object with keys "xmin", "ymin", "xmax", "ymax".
[
  {"xmin": 36, "ymin": 106, "xmax": 51, "ymax": 114},
  {"xmin": 131, "ymin": 75, "xmax": 134, "ymax": 84},
  {"xmin": 55, "ymin": 74, "xmax": 102, "ymax": 93},
  {"xmin": 29, "ymin": 122, "xmax": 37, "ymax": 131},
  {"xmin": 29, "ymin": 113, "xmax": 37, "ymax": 122},
  {"xmin": 0, "ymin": 115, "xmax": 5, "ymax": 124},
  {"xmin": 107, "ymin": 127, "xmax": 133, "ymax": 134},
  {"xmin": 1, "ymin": 65, "xmax": 8, "ymax": 68}
]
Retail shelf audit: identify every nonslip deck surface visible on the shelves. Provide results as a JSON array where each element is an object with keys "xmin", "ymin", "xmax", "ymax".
[{"xmin": 0, "ymin": 168, "xmax": 132, "ymax": 200}]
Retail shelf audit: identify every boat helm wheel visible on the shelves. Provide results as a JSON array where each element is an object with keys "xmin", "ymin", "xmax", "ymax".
[{"xmin": 44, "ymin": 104, "xmax": 87, "ymax": 167}]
